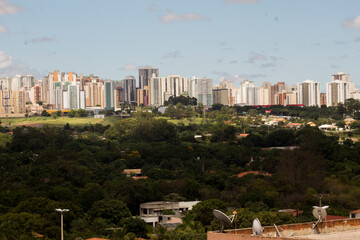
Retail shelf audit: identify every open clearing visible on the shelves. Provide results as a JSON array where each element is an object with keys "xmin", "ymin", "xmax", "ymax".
[{"xmin": 0, "ymin": 116, "xmax": 120, "ymax": 127}]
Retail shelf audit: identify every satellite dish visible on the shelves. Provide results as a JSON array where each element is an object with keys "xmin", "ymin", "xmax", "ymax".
[
  {"xmin": 213, "ymin": 210, "xmax": 233, "ymax": 233},
  {"xmin": 274, "ymin": 224, "xmax": 281, "ymax": 237},
  {"xmin": 252, "ymin": 218, "xmax": 263, "ymax": 236},
  {"xmin": 312, "ymin": 206, "xmax": 328, "ymax": 221}
]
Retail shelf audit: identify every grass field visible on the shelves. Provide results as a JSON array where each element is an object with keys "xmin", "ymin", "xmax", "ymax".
[{"xmin": 0, "ymin": 116, "xmax": 121, "ymax": 128}]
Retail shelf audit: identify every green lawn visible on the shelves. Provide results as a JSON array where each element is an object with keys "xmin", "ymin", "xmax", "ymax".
[{"xmin": 0, "ymin": 116, "xmax": 120, "ymax": 128}]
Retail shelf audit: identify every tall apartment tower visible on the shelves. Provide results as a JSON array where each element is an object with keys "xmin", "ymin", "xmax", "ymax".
[
  {"xmin": 297, "ymin": 80, "xmax": 320, "ymax": 107},
  {"xmin": 239, "ymin": 80, "xmax": 256, "ymax": 105},
  {"xmin": 212, "ymin": 88, "xmax": 229, "ymax": 105},
  {"xmin": 326, "ymin": 80, "xmax": 350, "ymax": 107},
  {"xmin": 123, "ymin": 76, "xmax": 137, "ymax": 104},
  {"xmin": 189, "ymin": 77, "xmax": 213, "ymax": 106},
  {"xmin": 271, "ymin": 82, "xmax": 286, "ymax": 105},
  {"xmin": 258, "ymin": 82, "xmax": 271, "ymax": 106},
  {"xmin": 332, "ymin": 72, "xmax": 355, "ymax": 91},
  {"xmin": 139, "ymin": 67, "xmax": 159, "ymax": 89},
  {"xmin": 104, "ymin": 80, "xmax": 114, "ymax": 110}
]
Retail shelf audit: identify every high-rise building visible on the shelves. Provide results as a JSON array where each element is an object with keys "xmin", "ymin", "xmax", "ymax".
[
  {"xmin": 13, "ymin": 90, "xmax": 26, "ymax": 114},
  {"xmin": 332, "ymin": 72, "xmax": 355, "ymax": 91},
  {"xmin": 104, "ymin": 80, "xmax": 114, "ymax": 110},
  {"xmin": 0, "ymin": 89, "xmax": 12, "ymax": 115},
  {"xmin": 84, "ymin": 80, "xmax": 105, "ymax": 108},
  {"xmin": 30, "ymin": 84, "xmax": 42, "ymax": 104},
  {"xmin": 212, "ymin": 88, "xmax": 229, "ymax": 105},
  {"xmin": 137, "ymin": 86, "xmax": 149, "ymax": 106},
  {"xmin": 219, "ymin": 79, "xmax": 237, "ymax": 105},
  {"xmin": 320, "ymin": 93, "xmax": 327, "ymax": 106},
  {"xmin": 139, "ymin": 67, "xmax": 159, "ymax": 89},
  {"xmin": 257, "ymin": 82, "xmax": 271, "ymax": 106},
  {"xmin": 239, "ymin": 80, "xmax": 256, "ymax": 105},
  {"xmin": 189, "ymin": 77, "xmax": 212, "ymax": 106},
  {"xmin": 122, "ymin": 76, "xmax": 137, "ymax": 104},
  {"xmin": 326, "ymin": 80, "xmax": 350, "ymax": 107},
  {"xmin": 297, "ymin": 80, "xmax": 320, "ymax": 106},
  {"xmin": 0, "ymin": 90, "xmax": 26, "ymax": 115},
  {"xmin": 271, "ymin": 82, "xmax": 286, "ymax": 105},
  {"xmin": 149, "ymin": 75, "xmax": 190, "ymax": 106}
]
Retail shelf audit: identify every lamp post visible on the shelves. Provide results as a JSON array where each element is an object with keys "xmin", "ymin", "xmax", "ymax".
[{"xmin": 55, "ymin": 208, "xmax": 69, "ymax": 240}]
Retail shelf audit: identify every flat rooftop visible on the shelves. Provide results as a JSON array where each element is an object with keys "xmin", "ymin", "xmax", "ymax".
[
  {"xmin": 295, "ymin": 229, "xmax": 360, "ymax": 240},
  {"xmin": 207, "ymin": 218, "xmax": 360, "ymax": 240}
]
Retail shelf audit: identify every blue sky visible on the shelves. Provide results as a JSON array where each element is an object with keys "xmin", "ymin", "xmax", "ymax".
[{"xmin": 0, "ymin": 0, "xmax": 359, "ymax": 91}]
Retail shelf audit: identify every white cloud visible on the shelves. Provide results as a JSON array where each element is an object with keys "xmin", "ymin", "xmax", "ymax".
[
  {"xmin": 0, "ymin": 50, "xmax": 40, "ymax": 78},
  {"xmin": 212, "ymin": 70, "xmax": 267, "ymax": 82},
  {"xmin": 163, "ymin": 50, "xmax": 183, "ymax": 59},
  {"xmin": 0, "ymin": 50, "xmax": 13, "ymax": 69},
  {"xmin": 0, "ymin": 24, "xmax": 8, "ymax": 33},
  {"xmin": 160, "ymin": 10, "xmax": 210, "ymax": 23},
  {"xmin": 121, "ymin": 63, "xmax": 138, "ymax": 71},
  {"xmin": 0, "ymin": 0, "xmax": 23, "ymax": 15},
  {"xmin": 224, "ymin": 0, "xmax": 260, "ymax": 4},
  {"xmin": 247, "ymin": 51, "xmax": 267, "ymax": 63},
  {"xmin": 343, "ymin": 15, "xmax": 360, "ymax": 30}
]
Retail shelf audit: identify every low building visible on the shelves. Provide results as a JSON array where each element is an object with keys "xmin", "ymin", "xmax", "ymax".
[
  {"xmin": 123, "ymin": 169, "xmax": 147, "ymax": 180},
  {"xmin": 140, "ymin": 201, "xmax": 200, "ymax": 227},
  {"xmin": 350, "ymin": 209, "xmax": 360, "ymax": 218}
]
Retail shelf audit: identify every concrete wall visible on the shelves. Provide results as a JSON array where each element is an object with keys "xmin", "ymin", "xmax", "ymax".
[{"xmin": 207, "ymin": 218, "xmax": 360, "ymax": 240}]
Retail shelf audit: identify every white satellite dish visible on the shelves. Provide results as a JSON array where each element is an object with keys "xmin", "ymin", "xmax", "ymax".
[
  {"xmin": 252, "ymin": 218, "xmax": 263, "ymax": 236},
  {"xmin": 213, "ymin": 209, "xmax": 235, "ymax": 233},
  {"xmin": 312, "ymin": 206, "xmax": 328, "ymax": 221},
  {"xmin": 312, "ymin": 206, "xmax": 329, "ymax": 231}
]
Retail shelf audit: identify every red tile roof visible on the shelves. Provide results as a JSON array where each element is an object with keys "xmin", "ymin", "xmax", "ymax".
[
  {"xmin": 326, "ymin": 215, "xmax": 347, "ymax": 221},
  {"xmin": 237, "ymin": 171, "xmax": 272, "ymax": 178},
  {"xmin": 85, "ymin": 238, "xmax": 109, "ymax": 240},
  {"xmin": 350, "ymin": 209, "xmax": 360, "ymax": 214}
]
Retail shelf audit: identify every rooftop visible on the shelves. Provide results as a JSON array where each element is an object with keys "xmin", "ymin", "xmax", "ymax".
[{"xmin": 207, "ymin": 218, "xmax": 360, "ymax": 240}]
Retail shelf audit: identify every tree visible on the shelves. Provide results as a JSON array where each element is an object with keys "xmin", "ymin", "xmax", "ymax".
[
  {"xmin": 76, "ymin": 109, "xmax": 88, "ymax": 117},
  {"xmin": 165, "ymin": 104, "xmax": 176, "ymax": 118},
  {"xmin": 79, "ymin": 183, "xmax": 104, "ymax": 211},
  {"xmin": 122, "ymin": 217, "xmax": 147, "ymax": 237},
  {"xmin": 187, "ymin": 199, "xmax": 227, "ymax": 226},
  {"xmin": 0, "ymin": 212, "xmax": 46, "ymax": 240},
  {"xmin": 41, "ymin": 110, "xmax": 50, "ymax": 117},
  {"xmin": 87, "ymin": 199, "xmax": 131, "ymax": 225}
]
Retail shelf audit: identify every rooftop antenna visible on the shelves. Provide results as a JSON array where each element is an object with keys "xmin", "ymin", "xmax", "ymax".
[
  {"xmin": 312, "ymin": 205, "xmax": 329, "ymax": 232},
  {"xmin": 252, "ymin": 218, "xmax": 263, "ymax": 236},
  {"xmin": 213, "ymin": 210, "xmax": 237, "ymax": 233}
]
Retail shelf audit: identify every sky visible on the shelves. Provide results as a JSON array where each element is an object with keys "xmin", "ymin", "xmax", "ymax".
[{"xmin": 0, "ymin": 0, "xmax": 360, "ymax": 91}]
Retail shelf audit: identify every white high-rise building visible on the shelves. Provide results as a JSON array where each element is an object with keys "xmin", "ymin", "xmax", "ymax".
[
  {"xmin": 297, "ymin": 80, "xmax": 320, "ymax": 107},
  {"xmin": 239, "ymin": 80, "xmax": 256, "ymax": 105},
  {"xmin": 258, "ymin": 82, "xmax": 271, "ymax": 106},
  {"xmin": 332, "ymin": 72, "xmax": 355, "ymax": 91},
  {"xmin": 326, "ymin": 80, "xmax": 350, "ymax": 107},
  {"xmin": 189, "ymin": 77, "xmax": 213, "ymax": 106},
  {"xmin": 149, "ymin": 75, "xmax": 190, "ymax": 106}
]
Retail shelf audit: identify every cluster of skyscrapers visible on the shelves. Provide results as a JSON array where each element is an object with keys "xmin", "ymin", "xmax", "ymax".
[
  {"xmin": 213, "ymin": 72, "xmax": 359, "ymax": 107},
  {"xmin": 0, "ymin": 68, "xmax": 358, "ymax": 116}
]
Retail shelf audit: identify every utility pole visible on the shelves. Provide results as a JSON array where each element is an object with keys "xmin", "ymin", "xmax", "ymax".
[{"xmin": 55, "ymin": 209, "xmax": 69, "ymax": 240}]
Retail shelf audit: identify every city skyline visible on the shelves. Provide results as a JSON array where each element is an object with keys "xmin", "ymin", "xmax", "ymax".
[{"xmin": 0, "ymin": 0, "xmax": 360, "ymax": 90}]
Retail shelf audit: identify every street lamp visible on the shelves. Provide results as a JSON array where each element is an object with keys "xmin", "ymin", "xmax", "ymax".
[{"xmin": 55, "ymin": 209, "xmax": 69, "ymax": 240}]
